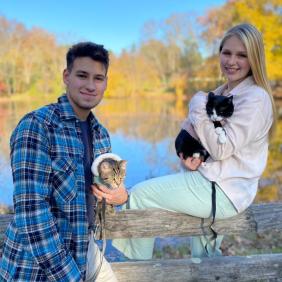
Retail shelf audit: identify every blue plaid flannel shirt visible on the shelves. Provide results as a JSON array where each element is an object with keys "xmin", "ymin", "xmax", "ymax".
[{"xmin": 0, "ymin": 95, "xmax": 111, "ymax": 281}]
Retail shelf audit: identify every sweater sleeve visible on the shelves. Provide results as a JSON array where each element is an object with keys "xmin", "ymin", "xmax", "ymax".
[
  {"xmin": 11, "ymin": 114, "xmax": 81, "ymax": 282},
  {"xmin": 188, "ymin": 91, "xmax": 269, "ymax": 161}
]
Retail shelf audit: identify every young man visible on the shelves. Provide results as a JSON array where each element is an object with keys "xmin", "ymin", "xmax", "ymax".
[{"xmin": 0, "ymin": 42, "xmax": 128, "ymax": 281}]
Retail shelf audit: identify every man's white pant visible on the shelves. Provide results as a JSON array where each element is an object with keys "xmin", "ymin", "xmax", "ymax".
[{"xmin": 85, "ymin": 232, "xmax": 118, "ymax": 282}]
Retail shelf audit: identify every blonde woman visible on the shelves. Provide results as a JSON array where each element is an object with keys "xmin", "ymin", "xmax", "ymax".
[{"xmin": 110, "ymin": 23, "xmax": 276, "ymax": 259}]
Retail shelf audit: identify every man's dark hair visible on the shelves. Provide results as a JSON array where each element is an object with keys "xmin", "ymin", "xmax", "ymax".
[{"xmin": 66, "ymin": 42, "xmax": 109, "ymax": 73}]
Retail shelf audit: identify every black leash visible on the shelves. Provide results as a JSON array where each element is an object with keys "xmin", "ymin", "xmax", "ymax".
[
  {"xmin": 201, "ymin": 181, "xmax": 218, "ymax": 256},
  {"xmin": 210, "ymin": 181, "xmax": 217, "ymax": 240},
  {"xmin": 88, "ymin": 199, "xmax": 106, "ymax": 282}
]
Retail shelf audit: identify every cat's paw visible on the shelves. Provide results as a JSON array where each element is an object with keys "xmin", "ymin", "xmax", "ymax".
[
  {"xmin": 215, "ymin": 127, "xmax": 224, "ymax": 135},
  {"xmin": 218, "ymin": 133, "xmax": 227, "ymax": 144}
]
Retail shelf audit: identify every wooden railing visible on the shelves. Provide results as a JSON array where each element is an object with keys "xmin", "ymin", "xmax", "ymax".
[{"xmin": 1, "ymin": 202, "xmax": 282, "ymax": 281}]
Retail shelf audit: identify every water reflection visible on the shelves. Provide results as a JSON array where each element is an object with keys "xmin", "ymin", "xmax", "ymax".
[
  {"xmin": 0, "ymin": 95, "xmax": 281, "ymax": 261},
  {"xmin": 0, "ymin": 95, "xmax": 281, "ymax": 206},
  {"xmin": 0, "ymin": 95, "xmax": 185, "ymax": 206},
  {"xmin": 0, "ymin": 155, "xmax": 13, "ymax": 205}
]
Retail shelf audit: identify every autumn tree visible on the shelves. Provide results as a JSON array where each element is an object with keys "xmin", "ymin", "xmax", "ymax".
[
  {"xmin": 199, "ymin": 0, "xmax": 282, "ymax": 81},
  {"xmin": 139, "ymin": 13, "xmax": 202, "ymax": 96},
  {"xmin": 0, "ymin": 16, "xmax": 65, "ymax": 96},
  {"xmin": 107, "ymin": 49, "xmax": 161, "ymax": 98},
  {"xmin": 0, "ymin": 17, "xmax": 26, "ymax": 95}
]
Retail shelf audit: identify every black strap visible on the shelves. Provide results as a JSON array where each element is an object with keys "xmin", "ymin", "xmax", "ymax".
[
  {"xmin": 94, "ymin": 198, "xmax": 106, "ymax": 240},
  {"xmin": 210, "ymin": 181, "xmax": 217, "ymax": 240},
  {"xmin": 100, "ymin": 198, "xmax": 106, "ymax": 240},
  {"xmin": 126, "ymin": 193, "xmax": 130, "ymax": 209},
  {"xmin": 202, "ymin": 181, "xmax": 218, "ymax": 256},
  {"xmin": 89, "ymin": 199, "xmax": 106, "ymax": 281}
]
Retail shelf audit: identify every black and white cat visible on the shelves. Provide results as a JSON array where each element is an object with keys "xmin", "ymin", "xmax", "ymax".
[
  {"xmin": 175, "ymin": 129, "xmax": 210, "ymax": 161},
  {"xmin": 206, "ymin": 92, "xmax": 234, "ymax": 144},
  {"xmin": 175, "ymin": 91, "xmax": 234, "ymax": 161}
]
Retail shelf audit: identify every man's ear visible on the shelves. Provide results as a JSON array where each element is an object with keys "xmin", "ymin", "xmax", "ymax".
[{"xmin": 63, "ymin": 69, "xmax": 69, "ymax": 85}]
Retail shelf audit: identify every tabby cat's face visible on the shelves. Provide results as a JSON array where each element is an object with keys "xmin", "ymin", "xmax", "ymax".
[
  {"xmin": 206, "ymin": 92, "xmax": 234, "ymax": 121},
  {"xmin": 98, "ymin": 158, "xmax": 126, "ymax": 189}
]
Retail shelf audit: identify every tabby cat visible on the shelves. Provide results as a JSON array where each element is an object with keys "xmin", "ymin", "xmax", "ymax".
[
  {"xmin": 96, "ymin": 157, "xmax": 127, "ymax": 214},
  {"xmin": 92, "ymin": 156, "xmax": 126, "ymax": 241},
  {"xmin": 175, "ymin": 91, "xmax": 234, "ymax": 162}
]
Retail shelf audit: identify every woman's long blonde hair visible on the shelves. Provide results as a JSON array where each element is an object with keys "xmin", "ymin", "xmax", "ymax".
[{"xmin": 219, "ymin": 23, "xmax": 277, "ymax": 138}]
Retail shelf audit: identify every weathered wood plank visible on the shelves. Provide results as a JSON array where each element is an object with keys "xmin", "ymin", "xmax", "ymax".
[
  {"xmin": 0, "ymin": 204, "xmax": 282, "ymax": 281},
  {"xmin": 111, "ymin": 253, "xmax": 282, "ymax": 281},
  {"xmin": 0, "ymin": 203, "xmax": 281, "ymax": 240},
  {"xmin": 104, "ymin": 202, "xmax": 282, "ymax": 239}
]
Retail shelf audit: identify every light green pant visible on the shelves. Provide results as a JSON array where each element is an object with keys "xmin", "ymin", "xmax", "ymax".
[{"xmin": 112, "ymin": 171, "xmax": 237, "ymax": 259}]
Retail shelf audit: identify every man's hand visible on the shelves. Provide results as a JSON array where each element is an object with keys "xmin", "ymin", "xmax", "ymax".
[
  {"xmin": 179, "ymin": 153, "xmax": 202, "ymax": 171},
  {"xmin": 91, "ymin": 183, "xmax": 128, "ymax": 205}
]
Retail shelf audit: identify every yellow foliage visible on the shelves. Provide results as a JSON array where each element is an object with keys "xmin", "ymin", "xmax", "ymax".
[
  {"xmin": 233, "ymin": 0, "xmax": 282, "ymax": 80},
  {"xmin": 200, "ymin": 0, "xmax": 282, "ymax": 81},
  {"xmin": 255, "ymin": 185, "xmax": 279, "ymax": 202},
  {"xmin": 0, "ymin": 2, "xmax": 281, "ymax": 99},
  {"xmin": 264, "ymin": 117, "xmax": 282, "ymax": 177}
]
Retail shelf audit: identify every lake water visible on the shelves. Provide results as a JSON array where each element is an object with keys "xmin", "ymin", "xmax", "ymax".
[
  {"xmin": 1, "ymin": 94, "xmax": 281, "ymax": 260},
  {"xmin": 1, "ymin": 95, "xmax": 281, "ymax": 206},
  {"xmin": 0, "ymin": 95, "xmax": 186, "ymax": 206},
  {"xmin": 0, "ymin": 95, "xmax": 192, "ymax": 260}
]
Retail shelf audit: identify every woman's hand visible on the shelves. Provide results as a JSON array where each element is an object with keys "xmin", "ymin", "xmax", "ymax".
[
  {"xmin": 91, "ymin": 183, "xmax": 128, "ymax": 205},
  {"xmin": 180, "ymin": 153, "xmax": 202, "ymax": 171}
]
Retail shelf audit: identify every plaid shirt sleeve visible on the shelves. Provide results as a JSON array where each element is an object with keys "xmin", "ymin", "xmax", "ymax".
[{"xmin": 10, "ymin": 113, "xmax": 81, "ymax": 282}]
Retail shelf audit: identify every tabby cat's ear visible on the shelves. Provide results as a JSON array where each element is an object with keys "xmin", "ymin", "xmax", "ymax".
[
  {"xmin": 119, "ymin": 160, "xmax": 127, "ymax": 170},
  {"xmin": 99, "ymin": 161, "xmax": 112, "ymax": 172}
]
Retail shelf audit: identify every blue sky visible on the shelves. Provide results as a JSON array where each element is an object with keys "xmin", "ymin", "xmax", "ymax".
[{"xmin": 0, "ymin": 0, "xmax": 226, "ymax": 54}]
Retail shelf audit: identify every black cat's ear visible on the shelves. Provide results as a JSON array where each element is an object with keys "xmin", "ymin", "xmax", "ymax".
[
  {"xmin": 228, "ymin": 95, "xmax": 233, "ymax": 102},
  {"xmin": 208, "ymin": 92, "xmax": 215, "ymax": 99}
]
